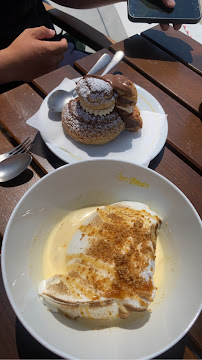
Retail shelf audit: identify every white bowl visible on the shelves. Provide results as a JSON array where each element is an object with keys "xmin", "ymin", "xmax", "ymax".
[{"xmin": 2, "ymin": 159, "xmax": 202, "ymax": 360}]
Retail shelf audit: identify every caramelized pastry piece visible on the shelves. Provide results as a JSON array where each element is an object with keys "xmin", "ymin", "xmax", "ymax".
[
  {"xmin": 38, "ymin": 201, "xmax": 162, "ymax": 320},
  {"xmin": 102, "ymin": 74, "xmax": 138, "ymax": 112},
  {"xmin": 62, "ymin": 97, "xmax": 125, "ymax": 145},
  {"xmin": 102, "ymin": 74, "xmax": 142, "ymax": 132},
  {"xmin": 76, "ymin": 75, "xmax": 115, "ymax": 115},
  {"xmin": 117, "ymin": 105, "xmax": 143, "ymax": 132}
]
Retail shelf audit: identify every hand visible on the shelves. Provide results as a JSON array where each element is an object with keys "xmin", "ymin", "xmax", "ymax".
[
  {"xmin": 160, "ymin": 0, "xmax": 181, "ymax": 31},
  {"xmin": 3, "ymin": 26, "xmax": 68, "ymax": 82}
]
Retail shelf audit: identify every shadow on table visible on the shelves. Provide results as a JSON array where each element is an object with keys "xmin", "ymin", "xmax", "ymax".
[
  {"xmin": 154, "ymin": 334, "xmax": 190, "ymax": 359},
  {"xmin": 123, "ymin": 33, "xmax": 193, "ymax": 63},
  {"xmin": 0, "ymin": 169, "xmax": 34, "ymax": 188},
  {"xmin": 141, "ymin": 28, "xmax": 194, "ymax": 64},
  {"xmin": 31, "ymin": 132, "xmax": 66, "ymax": 169},
  {"xmin": 16, "ymin": 318, "xmax": 60, "ymax": 359},
  {"xmin": 149, "ymin": 146, "xmax": 165, "ymax": 170}
]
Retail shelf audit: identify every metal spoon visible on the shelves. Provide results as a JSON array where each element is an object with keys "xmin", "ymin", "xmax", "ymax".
[
  {"xmin": 47, "ymin": 51, "xmax": 124, "ymax": 112},
  {"xmin": 47, "ymin": 53, "xmax": 111, "ymax": 113},
  {"xmin": 101, "ymin": 51, "xmax": 124, "ymax": 76},
  {"xmin": 0, "ymin": 153, "xmax": 32, "ymax": 182}
]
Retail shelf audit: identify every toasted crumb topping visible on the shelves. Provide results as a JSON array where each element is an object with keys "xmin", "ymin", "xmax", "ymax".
[
  {"xmin": 47, "ymin": 277, "xmax": 70, "ymax": 296},
  {"xmin": 77, "ymin": 205, "xmax": 161, "ymax": 301}
]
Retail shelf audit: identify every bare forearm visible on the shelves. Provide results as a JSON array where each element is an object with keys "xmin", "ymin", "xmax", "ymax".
[
  {"xmin": 52, "ymin": 0, "xmax": 126, "ymax": 9},
  {"xmin": 0, "ymin": 49, "xmax": 17, "ymax": 84}
]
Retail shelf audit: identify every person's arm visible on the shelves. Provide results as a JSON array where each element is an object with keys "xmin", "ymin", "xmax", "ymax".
[
  {"xmin": 0, "ymin": 26, "xmax": 67, "ymax": 85},
  {"xmin": 52, "ymin": 0, "xmax": 181, "ymax": 30},
  {"xmin": 52, "ymin": 0, "xmax": 177, "ymax": 10},
  {"xmin": 51, "ymin": 0, "xmax": 125, "ymax": 9}
]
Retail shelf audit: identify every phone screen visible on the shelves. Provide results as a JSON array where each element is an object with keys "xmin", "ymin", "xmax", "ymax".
[{"xmin": 128, "ymin": 0, "xmax": 201, "ymax": 23}]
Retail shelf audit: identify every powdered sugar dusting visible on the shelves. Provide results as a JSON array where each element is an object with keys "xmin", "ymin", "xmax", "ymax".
[{"xmin": 76, "ymin": 76, "xmax": 114, "ymax": 105}]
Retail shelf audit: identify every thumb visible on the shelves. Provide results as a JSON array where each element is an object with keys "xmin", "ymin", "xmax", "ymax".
[
  {"xmin": 32, "ymin": 26, "xmax": 56, "ymax": 40},
  {"xmin": 161, "ymin": 0, "xmax": 176, "ymax": 8}
]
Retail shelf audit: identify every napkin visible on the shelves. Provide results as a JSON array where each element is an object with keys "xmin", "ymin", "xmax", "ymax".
[{"xmin": 27, "ymin": 79, "xmax": 167, "ymax": 167}]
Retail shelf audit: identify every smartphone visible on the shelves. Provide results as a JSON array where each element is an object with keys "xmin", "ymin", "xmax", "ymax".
[{"xmin": 128, "ymin": 0, "xmax": 201, "ymax": 24}]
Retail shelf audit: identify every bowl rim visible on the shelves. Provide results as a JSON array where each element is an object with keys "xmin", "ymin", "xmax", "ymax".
[{"xmin": 1, "ymin": 159, "xmax": 202, "ymax": 359}]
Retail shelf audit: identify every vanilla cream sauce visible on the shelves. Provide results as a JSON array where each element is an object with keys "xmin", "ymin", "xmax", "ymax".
[
  {"xmin": 42, "ymin": 207, "xmax": 96, "ymax": 279},
  {"xmin": 42, "ymin": 206, "xmax": 165, "ymax": 292}
]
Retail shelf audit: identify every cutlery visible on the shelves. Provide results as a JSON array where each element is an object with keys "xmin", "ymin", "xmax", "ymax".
[
  {"xmin": 101, "ymin": 50, "xmax": 124, "ymax": 76},
  {"xmin": 0, "ymin": 153, "xmax": 32, "ymax": 182},
  {"xmin": 47, "ymin": 53, "xmax": 110, "ymax": 113},
  {"xmin": 0, "ymin": 137, "xmax": 33, "ymax": 162},
  {"xmin": 47, "ymin": 51, "xmax": 124, "ymax": 112}
]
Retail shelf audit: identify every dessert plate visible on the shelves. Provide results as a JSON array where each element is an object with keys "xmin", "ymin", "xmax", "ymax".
[{"xmin": 37, "ymin": 78, "xmax": 168, "ymax": 166}]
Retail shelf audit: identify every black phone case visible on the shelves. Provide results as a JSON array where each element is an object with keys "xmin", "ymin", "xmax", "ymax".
[{"xmin": 128, "ymin": 0, "xmax": 201, "ymax": 24}]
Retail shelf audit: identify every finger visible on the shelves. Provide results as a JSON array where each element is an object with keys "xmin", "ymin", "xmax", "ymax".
[
  {"xmin": 173, "ymin": 24, "xmax": 182, "ymax": 31},
  {"xmin": 60, "ymin": 38, "xmax": 68, "ymax": 49},
  {"xmin": 161, "ymin": 0, "xmax": 176, "ymax": 8},
  {"xmin": 160, "ymin": 24, "xmax": 170, "ymax": 31},
  {"xmin": 31, "ymin": 26, "xmax": 56, "ymax": 40},
  {"xmin": 46, "ymin": 38, "xmax": 68, "ymax": 54}
]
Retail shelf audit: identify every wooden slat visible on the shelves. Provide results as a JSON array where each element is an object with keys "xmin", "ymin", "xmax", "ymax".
[
  {"xmin": 0, "ymin": 84, "xmax": 62, "ymax": 174},
  {"xmin": 0, "ymin": 132, "xmax": 40, "ymax": 237},
  {"xmin": 154, "ymin": 335, "xmax": 197, "ymax": 359},
  {"xmin": 75, "ymin": 49, "xmax": 202, "ymax": 171},
  {"xmin": 47, "ymin": 8, "xmax": 114, "ymax": 51},
  {"xmin": 0, "ymin": 256, "xmax": 19, "ymax": 359},
  {"xmin": 0, "ymin": 257, "xmax": 59, "ymax": 359},
  {"xmin": 33, "ymin": 64, "xmax": 81, "ymax": 96},
  {"xmin": 141, "ymin": 25, "xmax": 202, "ymax": 75},
  {"xmin": 183, "ymin": 345, "xmax": 197, "ymax": 359},
  {"xmin": 189, "ymin": 313, "xmax": 202, "ymax": 355},
  {"xmin": 150, "ymin": 147, "xmax": 202, "ymax": 216},
  {"xmin": 110, "ymin": 36, "xmax": 202, "ymax": 116}
]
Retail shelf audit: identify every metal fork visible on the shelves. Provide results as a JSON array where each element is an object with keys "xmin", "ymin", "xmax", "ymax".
[{"xmin": 0, "ymin": 137, "xmax": 33, "ymax": 162}]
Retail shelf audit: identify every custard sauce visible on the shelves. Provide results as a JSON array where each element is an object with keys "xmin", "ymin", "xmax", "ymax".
[{"xmin": 42, "ymin": 206, "xmax": 164, "ymax": 291}]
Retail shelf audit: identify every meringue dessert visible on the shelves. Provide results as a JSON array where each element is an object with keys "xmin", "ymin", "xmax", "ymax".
[{"xmin": 38, "ymin": 201, "xmax": 162, "ymax": 320}]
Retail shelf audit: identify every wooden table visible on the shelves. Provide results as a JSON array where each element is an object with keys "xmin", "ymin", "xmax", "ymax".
[{"xmin": 0, "ymin": 26, "xmax": 201, "ymax": 359}]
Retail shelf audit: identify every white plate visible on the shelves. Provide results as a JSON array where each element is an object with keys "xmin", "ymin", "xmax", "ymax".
[
  {"xmin": 2, "ymin": 160, "xmax": 202, "ymax": 360},
  {"xmin": 38, "ymin": 80, "xmax": 168, "ymax": 166}
]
